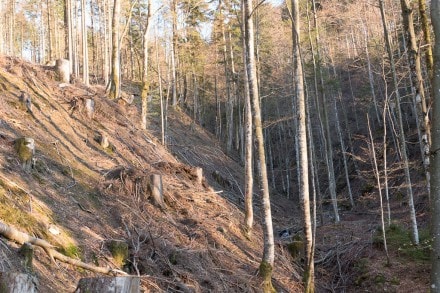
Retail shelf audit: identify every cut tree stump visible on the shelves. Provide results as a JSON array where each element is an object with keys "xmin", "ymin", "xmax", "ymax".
[
  {"xmin": 55, "ymin": 59, "xmax": 70, "ymax": 83},
  {"xmin": 14, "ymin": 137, "xmax": 35, "ymax": 172},
  {"xmin": 194, "ymin": 167, "xmax": 203, "ymax": 185},
  {"xmin": 149, "ymin": 174, "xmax": 164, "ymax": 207},
  {"xmin": 75, "ymin": 276, "xmax": 140, "ymax": 293},
  {"xmin": 0, "ymin": 272, "xmax": 38, "ymax": 293},
  {"xmin": 19, "ymin": 242, "xmax": 34, "ymax": 272},
  {"xmin": 85, "ymin": 98, "xmax": 95, "ymax": 119}
]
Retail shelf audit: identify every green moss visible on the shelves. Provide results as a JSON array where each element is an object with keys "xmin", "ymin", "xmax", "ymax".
[
  {"xmin": 374, "ymin": 224, "xmax": 431, "ymax": 262},
  {"xmin": 374, "ymin": 274, "xmax": 386, "ymax": 284},
  {"xmin": 169, "ymin": 251, "xmax": 178, "ymax": 265},
  {"xmin": 14, "ymin": 137, "xmax": 34, "ymax": 162},
  {"xmin": 259, "ymin": 261, "xmax": 276, "ymax": 293},
  {"xmin": 108, "ymin": 240, "xmax": 129, "ymax": 267},
  {"xmin": 59, "ymin": 243, "xmax": 82, "ymax": 259},
  {"xmin": 287, "ymin": 241, "xmax": 303, "ymax": 259},
  {"xmin": 390, "ymin": 276, "xmax": 400, "ymax": 285},
  {"xmin": 361, "ymin": 183, "xmax": 374, "ymax": 194}
]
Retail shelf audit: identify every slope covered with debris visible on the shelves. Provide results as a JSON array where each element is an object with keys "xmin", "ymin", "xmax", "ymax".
[{"xmin": 0, "ymin": 56, "xmax": 301, "ymax": 292}]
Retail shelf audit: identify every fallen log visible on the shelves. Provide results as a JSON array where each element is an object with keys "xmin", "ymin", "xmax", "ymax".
[{"xmin": 0, "ymin": 221, "xmax": 127, "ymax": 275}]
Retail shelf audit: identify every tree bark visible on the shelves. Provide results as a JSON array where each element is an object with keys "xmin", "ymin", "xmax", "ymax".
[
  {"xmin": 81, "ymin": 0, "xmax": 89, "ymax": 85},
  {"xmin": 141, "ymin": 0, "xmax": 152, "ymax": 130},
  {"xmin": 107, "ymin": 0, "xmax": 121, "ymax": 100},
  {"xmin": 241, "ymin": 0, "xmax": 254, "ymax": 234},
  {"xmin": 400, "ymin": 0, "xmax": 431, "ymax": 197},
  {"xmin": 243, "ymin": 0, "xmax": 274, "ymax": 291},
  {"xmin": 430, "ymin": 0, "xmax": 440, "ymax": 289},
  {"xmin": 379, "ymin": 0, "xmax": 419, "ymax": 244},
  {"xmin": 291, "ymin": 0, "xmax": 314, "ymax": 290}
]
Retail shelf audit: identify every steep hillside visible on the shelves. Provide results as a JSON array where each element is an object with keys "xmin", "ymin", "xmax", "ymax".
[{"xmin": 0, "ymin": 56, "xmax": 301, "ymax": 292}]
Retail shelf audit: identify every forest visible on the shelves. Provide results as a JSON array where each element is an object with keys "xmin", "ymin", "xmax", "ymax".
[{"xmin": 1, "ymin": 0, "xmax": 440, "ymax": 292}]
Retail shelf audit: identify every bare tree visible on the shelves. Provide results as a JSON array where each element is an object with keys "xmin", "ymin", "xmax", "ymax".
[
  {"xmin": 291, "ymin": 0, "xmax": 314, "ymax": 290},
  {"xmin": 430, "ymin": 0, "xmax": 440, "ymax": 289},
  {"xmin": 241, "ymin": 1, "xmax": 254, "ymax": 235},
  {"xmin": 107, "ymin": 0, "xmax": 121, "ymax": 100},
  {"xmin": 379, "ymin": 0, "xmax": 419, "ymax": 244},
  {"xmin": 141, "ymin": 0, "xmax": 153, "ymax": 130},
  {"xmin": 243, "ymin": 0, "xmax": 274, "ymax": 290}
]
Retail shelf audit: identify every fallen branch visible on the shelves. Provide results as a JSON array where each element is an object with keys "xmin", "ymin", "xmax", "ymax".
[{"xmin": 0, "ymin": 221, "xmax": 127, "ymax": 275}]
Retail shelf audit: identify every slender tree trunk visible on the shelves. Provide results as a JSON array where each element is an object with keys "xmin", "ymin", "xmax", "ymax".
[
  {"xmin": 430, "ymin": 0, "xmax": 440, "ymax": 289},
  {"xmin": 171, "ymin": 0, "xmax": 178, "ymax": 107},
  {"xmin": 107, "ymin": 0, "xmax": 121, "ymax": 100},
  {"xmin": 242, "ymin": 3, "xmax": 254, "ymax": 234},
  {"xmin": 243, "ymin": 0, "xmax": 274, "ymax": 290},
  {"xmin": 400, "ymin": 0, "xmax": 431, "ymax": 197},
  {"xmin": 379, "ymin": 0, "xmax": 419, "ymax": 244},
  {"xmin": 363, "ymin": 24, "xmax": 381, "ymax": 125},
  {"xmin": 311, "ymin": 0, "xmax": 340, "ymax": 223},
  {"xmin": 155, "ymin": 26, "xmax": 165, "ymax": 145},
  {"xmin": 419, "ymin": 0, "xmax": 434, "ymax": 81},
  {"xmin": 367, "ymin": 115, "xmax": 390, "ymax": 265},
  {"xmin": 141, "ymin": 0, "xmax": 152, "ymax": 130},
  {"xmin": 292, "ymin": 0, "xmax": 314, "ymax": 290},
  {"xmin": 81, "ymin": 0, "xmax": 89, "ymax": 85}
]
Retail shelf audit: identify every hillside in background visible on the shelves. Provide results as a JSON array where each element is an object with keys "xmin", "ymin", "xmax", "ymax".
[{"xmin": 0, "ymin": 53, "xmax": 431, "ymax": 293}]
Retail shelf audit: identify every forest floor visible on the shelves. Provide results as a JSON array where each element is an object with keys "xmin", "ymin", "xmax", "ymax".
[{"xmin": 0, "ymin": 55, "xmax": 430, "ymax": 292}]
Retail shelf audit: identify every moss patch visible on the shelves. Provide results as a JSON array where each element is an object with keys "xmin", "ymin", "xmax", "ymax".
[
  {"xmin": 373, "ymin": 224, "xmax": 431, "ymax": 262},
  {"xmin": 107, "ymin": 240, "xmax": 129, "ymax": 267}
]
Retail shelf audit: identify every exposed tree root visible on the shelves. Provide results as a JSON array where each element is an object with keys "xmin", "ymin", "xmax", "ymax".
[{"xmin": 0, "ymin": 221, "xmax": 127, "ymax": 275}]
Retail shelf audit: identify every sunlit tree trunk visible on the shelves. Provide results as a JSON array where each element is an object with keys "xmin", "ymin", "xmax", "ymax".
[
  {"xmin": 107, "ymin": 0, "xmax": 121, "ymax": 100},
  {"xmin": 243, "ymin": 0, "xmax": 274, "ymax": 290},
  {"xmin": 81, "ymin": 0, "xmax": 89, "ymax": 85},
  {"xmin": 141, "ymin": 0, "xmax": 152, "ymax": 130},
  {"xmin": 291, "ymin": 0, "xmax": 314, "ymax": 290},
  {"xmin": 242, "ymin": 3, "xmax": 254, "ymax": 234}
]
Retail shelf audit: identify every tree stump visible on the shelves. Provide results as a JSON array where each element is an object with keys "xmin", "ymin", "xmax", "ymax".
[
  {"xmin": 85, "ymin": 98, "xmax": 95, "ymax": 119},
  {"xmin": 19, "ymin": 243, "xmax": 34, "ymax": 272},
  {"xmin": 55, "ymin": 59, "xmax": 70, "ymax": 83},
  {"xmin": 149, "ymin": 174, "xmax": 164, "ymax": 207},
  {"xmin": 18, "ymin": 91, "xmax": 32, "ymax": 113},
  {"xmin": 0, "ymin": 272, "xmax": 38, "ymax": 293},
  {"xmin": 100, "ymin": 134, "xmax": 109, "ymax": 149},
  {"xmin": 75, "ymin": 276, "xmax": 140, "ymax": 293},
  {"xmin": 14, "ymin": 138, "xmax": 35, "ymax": 172},
  {"xmin": 194, "ymin": 167, "xmax": 203, "ymax": 185}
]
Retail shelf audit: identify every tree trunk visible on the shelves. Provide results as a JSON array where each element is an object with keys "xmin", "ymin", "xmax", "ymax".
[
  {"xmin": 367, "ymin": 115, "xmax": 390, "ymax": 265},
  {"xmin": 0, "ymin": 272, "xmax": 38, "ymax": 293},
  {"xmin": 379, "ymin": 0, "xmax": 419, "ymax": 244},
  {"xmin": 107, "ymin": 0, "xmax": 121, "ymax": 100},
  {"xmin": 242, "ymin": 1, "xmax": 254, "ymax": 234},
  {"xmin": 243, "ymin": 0, "xmax": 274, "ymax": 291},
  {"xmin": 141, "ymin": 0, "xmax": 152, "ymax": 130},
  {"xmin": 400, "ymin": 0, "xmax": 431, "ymax": 197},
  {"xmin": 430, "ymin": 0, "xmax": 440, "ymax": 290},
  {"xmin": 291, "ymin": 0, "xmax": 314, "ymax": 290},
  {"xmin": 311, "ymin": 0, "xmax": 340, "ymax": 223},
  {"xmin": 81, "ymin": 0, "xmax": 89, "ymax": 85},
  {"xmin": 149, "ymin": 174, "xmax": 164, "ymax": 208},
  {"xmin": 75, "ymin": 277, "xmax": 140, "ymax": 293},
  {"xmin": 419, "ymin": 0, "xmax": 434, "ymax": 81}
]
